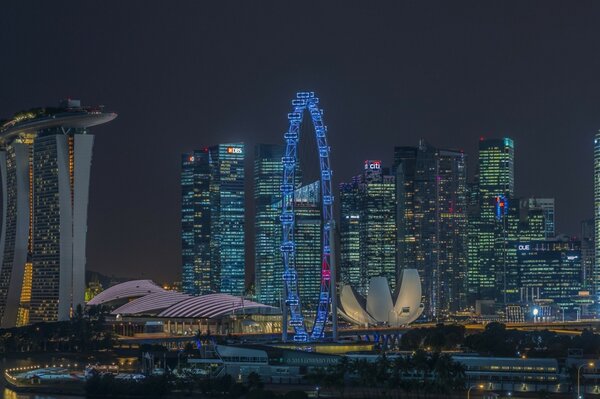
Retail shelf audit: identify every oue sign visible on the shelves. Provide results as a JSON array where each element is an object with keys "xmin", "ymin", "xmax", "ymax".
[
  {"xmin": 518, "ymin": 244, "xmax": 530, "ymax": 251},
  {"xmin": 364, "ymin": 160, "xmax": 381, "ymax": 170}
]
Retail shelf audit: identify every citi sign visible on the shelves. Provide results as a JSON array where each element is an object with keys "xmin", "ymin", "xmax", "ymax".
[
  {"xmin": 364, "ymin": 160, "xmax": 381, "ymax": 170},
  {"xmin": 227, "ymin": 147, "xmax": 243, "ymax": 154}
]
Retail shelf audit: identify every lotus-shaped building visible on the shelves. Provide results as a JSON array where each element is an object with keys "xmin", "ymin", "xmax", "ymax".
[{"xmin": 338, "ymin": 269, "xmax": 424, "ymax": 327}]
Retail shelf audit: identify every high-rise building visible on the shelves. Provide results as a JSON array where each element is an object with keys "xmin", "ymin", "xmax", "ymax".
[
  {"xmin": 273, "ymin": 181, "xmax": 322, "ymax": 313},
  {"xmin": 292, "ymin": 181, "xmax": 322, "ymax": 312},
  {"xmin": 594, "ymin": 131, "xmax": 600, "ymax": 303},
  {"xmin": 181, "ymin": 149, "xmax": 211, "ymax": 295},
  {"xmin": 340, "ymin": 160, "xmax": 397, "ymax": 296},
  {"xmin": 0, "ymin": 100, "xmax": 116, "ymax": 326},
  {"xmin": 581, "ymin": 219, "xmax": 595, "ymax": 292},
  {"xmin": 394, "ymin": 141, "xmax": 468, "ymax": 318},
  {"xmin": 501, "ymin": 199, "xmax": 546, "ymax": 304},
  {"xmin": 526, "ymin": 198, "xmax": 555, "ymax": 239},
  {"xmin": 467, "ymin": 138, "xmax": 514, "ymax": 301},
  {"xmin": 254, "ymin": 144, "xmax": 302, "ymax": 306},
  {"xmin": 180, "ymin": 143, "xmax": 245, "ymax": 296},
  {"xmin": 515, "ymin": 238, "xmax": 582, "ymax": 314}
]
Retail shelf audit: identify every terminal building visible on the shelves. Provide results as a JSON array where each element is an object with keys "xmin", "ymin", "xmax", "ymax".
[
  {"xmin": 0, "ymin": 100, "xmax": 116, "ymax": 327},
  {"xmin": 87, "ymin": 280, "xmax": 281, "ymax": 335}
]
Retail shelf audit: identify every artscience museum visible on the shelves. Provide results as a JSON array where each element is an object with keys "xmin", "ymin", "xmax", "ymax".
[{"xmin": 338, "ymin": 269, "xmax": 424, "ymax": 327}]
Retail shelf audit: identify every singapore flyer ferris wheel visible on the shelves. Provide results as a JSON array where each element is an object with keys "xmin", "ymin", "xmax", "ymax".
[{"xmin": 280, "ymin": 91, "xmax": 336, "ymax": 342}]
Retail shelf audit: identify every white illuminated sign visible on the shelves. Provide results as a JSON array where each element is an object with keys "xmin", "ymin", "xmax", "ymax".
[
  {"xmin": 227, "ymin": 147, "xmax": 243, "ymax": 154},
  {"xmin": 364, "ymin": 160, "xmax": 381, "ymax": 170},
  {"xmin": 518, "ymin": 244, "xmax": 530, "ymax": 251}
]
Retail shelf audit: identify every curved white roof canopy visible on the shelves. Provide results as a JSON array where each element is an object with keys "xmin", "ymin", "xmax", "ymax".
[
  {"xmin": 87, "ymin": 280, "xmax": 166, "ymax": 306},
  {"xmin": 111, "ymin": 291, "xmax": 191, "ymax": 315},
  {"xmin": 158, "ymin": 294, "xmax": 276, "ymax": 318}
]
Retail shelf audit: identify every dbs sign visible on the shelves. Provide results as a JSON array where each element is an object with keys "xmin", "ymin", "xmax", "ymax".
[{"xmin": 227, "ymin": 147, "xmax": 243, "ymax": 154}]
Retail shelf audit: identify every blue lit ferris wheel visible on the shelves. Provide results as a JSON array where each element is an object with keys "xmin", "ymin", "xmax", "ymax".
[{"xmin": 280, "ymin": 91, "xmax": 334, "ymax": 342}]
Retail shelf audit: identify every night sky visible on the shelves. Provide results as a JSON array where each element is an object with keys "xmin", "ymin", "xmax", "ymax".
[{"xmin": 2, "ymin": 1, "xmax": 600, "ymax": 284}]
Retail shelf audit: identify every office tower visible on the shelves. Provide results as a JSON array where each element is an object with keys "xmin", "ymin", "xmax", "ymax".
[
  {"xmin": 581, "ymin": 219, "xmax": 594, "ymax": 291},
  {"xmin": 209, "ymin": 143, "xmax": 246, "ymax": 296},
  {"xmin": 595, "ymin": 131, "xmax": 600, "ymax": 301},
  {"xmin": 0, "ymin": 100, "xmax": 116, "ymax": 327},
  {"xmin": 254, "ymin": 144, "xmax": 302, "ymax": 306},
  {"xmin": 292, "ymin": 181, "xmax": 322, "ymax": 311},
  {"xmin": 394, "ymin": 141, "xmax": 468, "ymax": 318},
  {"xmin": 516, "ymin": 238, "xmax": 582, "ymax": 315},
  {"xmin": 180, "ymin": 143, "xmax": 245, "ymax": 296},
  {"xmin": 526, "ymin": 198, "xmax": 555, "ymax": 239},
  {"xmin": 501, "ymin": 199, "xmax": 546, "ymax": 303},
  {"xmin": 340, "ymin": 160, "xmax": 397, "ymax": 296},
  {"xmin": 181, "ymin": 149, "xmax": 211, "ymax": 295},
  {"xmin": 467, "ymin": 138, "xmax": 514, "ymax": 301},
  {"xmin": 273, "ymin": 181, "xmax": 322, "ymax": 312}
]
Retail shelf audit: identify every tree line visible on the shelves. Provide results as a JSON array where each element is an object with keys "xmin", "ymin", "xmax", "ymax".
[
  {"xmin": 400, "ymin": 322, "xmax": 600, "ymax": 358},
  {"xmin": 0, "ymin": 305, "xmax": 114, "ymax": 353}
]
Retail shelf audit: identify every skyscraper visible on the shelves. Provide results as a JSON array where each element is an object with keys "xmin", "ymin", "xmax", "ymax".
[
  {"xmin": 526, "ymin": 198, "xmax": 555, "ymax": 239},
  {"xmin": 272, "ymin": 181, "xmax": 322, "ymax": 313},
  {"xmin": 594, "ymin": 131, "xmax": 600, "ymax": 303},
  {"xmin": 0, "ymin": 100, "xmax": 116, "ymax": 326},
  {"xmin": 516, "ymin": 238, "xmax": 582, "ymax": 315},
  {"xmin": 581, "ymin": 219, "xmax": 594, "ymax": 292},
  {"xmin": 181, "ymin": 149, "xmax": 211, "ymax": 295},
  {"xmin": 180, "ymin": 143, "xmax": 245, "ymax": 296},
  {"xmin": 467, "ymin": 138, "xmax": 514, "ymax": 301},
  {"xmin": 340, "ymin": 160, "xmax": 397, "ymax": 296},
  {"xmin": 254, "ymin": 144, "xmax": 303, "ymax": 306},
  {"xmin": 394, "ymin": 141, "xmax": 468, "ymax": 318},
  {"xmin": 291, "ymin": 181, "xmax": 322, "ymax": 312}
]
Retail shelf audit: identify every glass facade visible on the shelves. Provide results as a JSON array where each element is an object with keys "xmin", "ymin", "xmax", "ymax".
[
  {"xmin": 581, "ymin": 219, "xmax": 594, "ymax": 291},
  {"xmin": 467, "ymin": 138, "xmax": 514, "ymax": 301},
  {"xmin": 272, "ymin": 181, "xmax": 322, "ymax": 315},
  {"xmin": 526, "ymin": 198, "xmax": 555, "ymax": 239},
  {"xmin": 181, "ymin": 143, "xmax": 245, "ymax": 297},
  {"xmin": 181, "ymin": 149, "xmax": 211, "ymax": 295},
  {"xmin": 340, "ymin": 161, "xmax": 397, "ymax": 297},
  {"xmin": 394, "ymin": 142, "xmax": 468, "ymax": 318},
  {"xmin": 516, "ymin": 240, "xmax": 582, "ymax": 313},
  {"xmin": 209, "ymin": 143, "xmax": 245, "ymax": 296},
  {"xmin": 594, "ymin": 131, "xmax": 600, "ymax": 305},
  {"xmin": 254, "ymin": 144, "xmax": 301, "ymax": 306},
  {"xmin": 254, "ymin": 144, "xmax": 283, "ymax": 305},
  {"xmin": 181, "ymin": 143, "xmax": 246, "ymax": 296}
]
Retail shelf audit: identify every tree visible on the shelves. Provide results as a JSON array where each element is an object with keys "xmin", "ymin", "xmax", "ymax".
[{"xmin": 246, "ymin": 371, "xmax": 264, "ymax": 391}]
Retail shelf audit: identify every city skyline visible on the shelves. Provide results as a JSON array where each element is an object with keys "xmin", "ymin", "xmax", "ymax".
[{"xmin": 3, "ymin": 1, "xmax": 600, "ymax": 283}]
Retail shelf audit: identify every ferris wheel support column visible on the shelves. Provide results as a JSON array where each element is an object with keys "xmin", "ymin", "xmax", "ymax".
[
  {"xmin": 330, "ymin": 221, "xmax": 338, "ymax": 341},
  {"xmin": 282, "ymin": 286, "xmax": 288, "ymax": 342}
]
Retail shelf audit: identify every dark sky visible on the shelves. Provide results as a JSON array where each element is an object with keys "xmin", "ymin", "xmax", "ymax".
[{"xmin": 2, "ymin": 1, "xmax": 600, "ymax": 283}]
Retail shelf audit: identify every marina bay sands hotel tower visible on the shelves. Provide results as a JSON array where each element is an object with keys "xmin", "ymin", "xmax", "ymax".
[{"xmin": 0, "ymin": 99, "xmax": 116, "ymax": 327}]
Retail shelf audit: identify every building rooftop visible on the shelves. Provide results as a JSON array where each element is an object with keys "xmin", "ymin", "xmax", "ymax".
[{"xmin": 0, "ymin": 99, "xmax": 117, "ymax": 144}]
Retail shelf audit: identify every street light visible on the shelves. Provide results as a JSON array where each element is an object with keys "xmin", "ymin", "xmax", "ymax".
[
  {"xmin": 578, "ymin": 362, "xmax": 595, "ymax": 399},
  {"xmin": 467, "ymin": 384, "xmax": 484, "ymax": 399}
]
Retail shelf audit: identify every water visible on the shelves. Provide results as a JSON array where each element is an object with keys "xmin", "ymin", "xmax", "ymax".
[
  {"xmin": 3, "ymin": 389, "xmax": 83, "ymax": 399},
  {"xmin": 0, "ymin": 356, "xmax": 87, "ymax": 399}
]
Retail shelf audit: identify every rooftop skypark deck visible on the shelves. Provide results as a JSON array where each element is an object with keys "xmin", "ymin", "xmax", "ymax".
[{"xmin": 0, "ymin": 99, "xmax": 117, "ymax": 145}]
